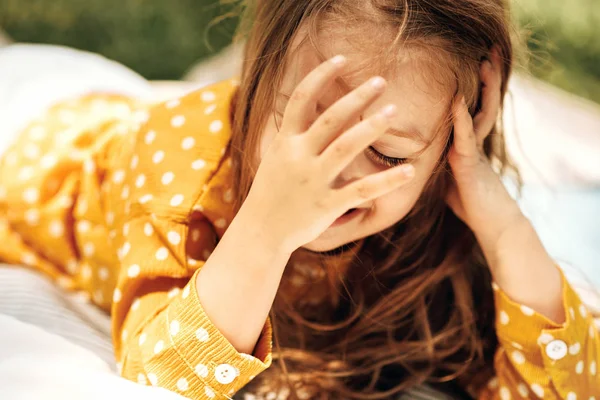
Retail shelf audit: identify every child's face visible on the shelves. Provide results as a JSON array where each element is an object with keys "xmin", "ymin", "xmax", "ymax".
[{"xmin": 258, "ymin": 30, "xmax": 452, "ymax": 252}]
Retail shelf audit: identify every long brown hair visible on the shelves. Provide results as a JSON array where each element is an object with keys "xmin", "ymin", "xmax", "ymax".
[{"xmin": 222, "ymin": 0, "xmax": 520, "ymax": 398}]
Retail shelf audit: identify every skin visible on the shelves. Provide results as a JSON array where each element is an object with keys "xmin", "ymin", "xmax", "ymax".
[
  {"xmin": 197, "ymin": 32, "xmax": 565, "ymax": 357},
  {"xmin": 258, "ymin": 32, "xmax": 449, "ymax": 252}
]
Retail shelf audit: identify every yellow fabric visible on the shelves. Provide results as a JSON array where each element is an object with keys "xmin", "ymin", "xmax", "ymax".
[{"xmin": 0, "ymin": 78, "xmax": 597, "ymax": 399}]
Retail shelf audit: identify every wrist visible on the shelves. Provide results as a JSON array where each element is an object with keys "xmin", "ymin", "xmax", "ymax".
[{"xmin": 233, "ymin": 202, "xmax": 297, "ymax": 256}]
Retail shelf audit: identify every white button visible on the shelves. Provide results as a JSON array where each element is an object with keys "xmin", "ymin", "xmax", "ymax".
[
  {"xmin": 545, "ymin": 339, "xmax": 568, "ymax": 360},
  {"xmin": 214, "ymin": 363, "xmax": 239, "ymax": 384}
]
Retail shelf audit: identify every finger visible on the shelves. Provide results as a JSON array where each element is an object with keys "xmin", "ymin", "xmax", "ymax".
[
  {"xmin": 320, "ymin": 103, "xmax": 397, "ymax": 180},
  {"xmin": 306, "ymin": 76, "xmax": 387, "ymax": 153},
  {"xmin": 334, "ymin": 163, "xmax": 415, "ymax": 211},
  {"xmin": 473, "ymin": 47, "xmax": 502, "ymax": 143},
  {"xmin": 280, "ymin": 55, "xmax": 348, "ymax": 134},
  {"xmin": 452, "ymin": 95, "xmax": 478, "ymax": 158}
]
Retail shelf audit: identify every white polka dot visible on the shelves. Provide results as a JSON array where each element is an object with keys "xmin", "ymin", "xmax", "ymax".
[
  {"xmin": 181, "ymin": 137, "xmax": 195, "ymax": 150},
  {"xmin": 569, "ymin": 342, "xmax": 581, "ymax": 355},
  {"xmin": 139, "ymin": 194, "xmax": 153, "ymax": 204},
  {"xmin": 153, "ymin": 340, "xmax": 164, "ymax": 354},
  {"xmin": 137, "ymin": 373, "xmax": 147, "ymax": 385},
  {"xmin": 520, "ymin": 305, "xmax": 534, "ymax": 316},
  {"xmin": 223, "ymin": 189, "xmax": 233, "ymax": 203},
  {"xmin": 144, "ymin": 130, "xmax": 156, "ymax": 145},
  {"xmin": 170, "ymin": 194, "xmax": 184, "ymax": 207},
  {"xmin": 147, "ymin": 373, "xmax": 157, "ymax": 386},
  {"xmin": 202, "ymin": 249, "xmax": 212, "ymax": 259},
  {"xmin": 201, "ymin": 91, "xmax": 216, "ymax": 102},
  {"xmin": 193, "ymin": 204, "xmax": 204, "ymax": 212},
  {"xmin": 517, "ymin": 383, "xmax": 528, "ymax": 397},
  {"xmin": 134, "ymin": 110, "xmax": 149, "ymax": 124},
  {"xmin": 25, "ymin": 209, "xmax": 40, "ymax": 225},
  {"xmin": 113, "ymin": 288, "xmax": 122, "ymax": 303},
  {"xmin": 204, "ymin": 104, "xmax": 217, "ymax": 115},
  {"xmin": 196, "ymin": 327, "xmax": 209, "ymax": 342},
  {"xmin": 570, "ymin": 307, "xmax": 575, "ymax": 320},
  {"xmin": 499, "ymin": 310, "xmax": 510, "ymax": 325},
  {"xmin": 170, "ymin": 320, "xmax": 180, "ymax": 336},
  {"xmin": 130, "ymin": 155, "xmax": 139, "ymax": 170},
  {"xmin": 121, "ymin": 185, "xmax": 130, "ymax": 200},
  {"xmin": 215, "ymin": 218, "xmax": 227, "ymax": 229},
  {"xmin": 78, "ymin": 220, "xmax": 91, "ymax": 233},
  {"xmin": 152, "ymin": 150, "xmax": 164, "ymax": 164},
  {"xmin": 530, "ymin": 383, "xmax": 544, "ymax": 397},
  {"xmin": 195, "ymin": 363, "xmax": 209, "ymax": 378},
  {"xmin": 191, "ymin": 229, "xmax": 201, "ymax": 242},
  {"xmin": 579, "ymin": 304, "xmax": 588, "ymax": 318},
  {"xmin": 176, "ymin": 377, "xmax": 188, "ymax": 391},
  {"xmin": 98, "ymin": 267, "xmax": 109, "ymax": 281},
  {"xmin": 171, "ymin": 115, "xmax": 185, "ymax": 127},
  {"xmin": 23, "ymin": 188, "xmax": 39, "ymax": 204},
  {"xmin": 106, "ymin": 211, "xmax": 115, "ymax": 225},
  {"xmin": 23, "ymin": 143, "xmax": 40, "ymax": 160},
  {"xmin": 166, "ymin": 99, "xmax": 181, "ymax": 109},
  {"xmin": 138, "ymin": 332, "xmax": 147, "ymax": 345},
  {"xmin": 83, "ymin": 243, "xmax": 95, "ymax": 256},
  {"xmin": 575, "ymin": 360, "xmax": 584, "ymax": 374},
  {"xmin": 40, "ymin": 154, "xmax": 57, "ymax": 169},
  {"xmin": 49, "ymin": 220, "xmax": 64, "ymax": 237},
  {"xmin": 135, "ymin": 174, "xmax": 146, "ymax": 188},
  {"xmin": 131, "ymin": 297, "xmax": 141, "ymax": 311},
  {"xmin": 161, "ymin": 172, "xmax": 174, "ymax": 185},
  {"xmin": 168, "ymin": 231, "xmax": 181, "ymax": 245},
  {"xmin": 188, "ymin": 257, "xmax": 199, "ymax": 267},
  {"xmin": 511, "ymin": 350, "xmax": 525, "ymax": 365},
  {"xmin": 209, "ymin": 120, "xmax": 223, "ymax": 133},
  {"xmin": 510, "ymin": 341, "xmax": 524, "ymax": 350},
  {"xmin": 168, "ymin": 287, "xmax": 180, "ymax": 298},
  {"xmin": 204, "ymin": 386, "xmax": 215, "ymax": 398},
  {"xmin": 121, "ymin": 242, "xmax": 131, "ymax": 258},
  {"xmin": 113, "ymin": 169, "xmax": 125, "ymax": 184},
  {"xmin": 538, "ymin": 333, "xmax": 554, "ymax": 345},
  {"xmin": 487, "ymin": 377, "xmax": 498, "ymax": 389},
  {"xmin": 499, "ymin": 386, "xmax": 511, "ymax": 400},
  {"xmin": 81, "ymin": 264, "xmax": 92, "ymax": 280},
  {"xmin": 182, "ymin": 285, "xmax": 191, "ymax": 299},
  {"xmin": 191, "ymin": 159, "xmax": 206, "ymax": 170},
  {"xmin": 143, "ymin": 222, "xmax": 153, "ymax": 236},
  {"xmin": 128, "ymin": 264, "xmax": 140, "ymax": 278},
  {"xmin": 156, "ymin": 247, "xmax": 169, "ymax": 260},
  {"xmin": 121, "ymin": 329, "xmax": 128, "ymax": 341},
  {"xmin": 567, "ymin": 392, "xmax": 577, "ymax": 400},
  {"xmin": 21, "ymin": 252, "xmax": 37, "ymax": 265},
  {"xmin": 83, "ymin": 159, "xmax": 95, "ymax": 174},
  {"xmin": 591, "ymin": 361, "xmax": 597, "ymax": 375},
  {"xmin": 17, "ymin": 166, "xmax": 33, "ymax": 180}
]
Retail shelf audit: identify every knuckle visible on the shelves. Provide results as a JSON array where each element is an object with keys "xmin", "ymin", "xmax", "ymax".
[
  {"xmin": 291, "ymin": 89, "xmax": 309, "ymax": 102},
  {"xmin": 355, "ymin": 182, "xmax": 371, "ymax": 200}
]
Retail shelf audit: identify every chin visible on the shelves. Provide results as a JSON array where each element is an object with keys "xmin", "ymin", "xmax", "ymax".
[{"xmin": 300, "ymin": 235, "xmax": 362, "ymax": 256}]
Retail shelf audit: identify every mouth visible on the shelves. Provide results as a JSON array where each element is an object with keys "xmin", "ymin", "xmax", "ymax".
[{"xmin": 330, "ymin": 207, "xmax": 365, "ymax": 227}]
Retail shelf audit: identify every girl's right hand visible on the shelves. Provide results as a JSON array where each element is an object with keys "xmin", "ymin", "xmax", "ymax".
[{"xmin": 241, "ymin": 55, "xmax": 415, "ymax": 254}]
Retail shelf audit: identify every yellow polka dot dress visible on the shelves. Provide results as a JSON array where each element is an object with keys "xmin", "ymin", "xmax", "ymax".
[{"xmin": 0, "ymin": 78, "xmax": 597, "ymax": 399}]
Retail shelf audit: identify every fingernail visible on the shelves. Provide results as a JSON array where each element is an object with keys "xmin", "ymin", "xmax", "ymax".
[
  {"xmin": 400, "ymin": 164, "xmax": 414, "ymax": 177},
  {"xmin": 382, "ymin": 104, "xmax": 397, "ymax": 118},
  {"xmin": 331, "ymin": 55, "xmax": 346, "ymax": 65},
  {"xmin": 371, "ymin": 77, "xmax": 386, "ymax": 90}
]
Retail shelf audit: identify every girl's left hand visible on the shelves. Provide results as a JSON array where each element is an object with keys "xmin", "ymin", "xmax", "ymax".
[{"xmin": 445, "ymin": 46, "xmax": 525, "ymax": 253}]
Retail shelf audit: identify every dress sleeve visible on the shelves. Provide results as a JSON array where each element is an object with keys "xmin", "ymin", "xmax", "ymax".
[
  {"xmin": 108, "ymin": 83, "xmax": 273, "ymax": 399},
  {"xmin": 478, "ymin": 266, "xmax": 599, "ymax": 399}
]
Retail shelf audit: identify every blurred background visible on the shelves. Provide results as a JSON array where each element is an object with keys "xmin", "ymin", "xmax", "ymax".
[{"xmin": 0, "ymin": 0, "xmax": 599, "ymax": 104}]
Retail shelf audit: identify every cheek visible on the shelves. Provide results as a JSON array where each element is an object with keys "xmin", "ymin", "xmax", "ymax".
[{"xmin": 373, "ymin": 177, "xmax": 428, "ymax": 222}]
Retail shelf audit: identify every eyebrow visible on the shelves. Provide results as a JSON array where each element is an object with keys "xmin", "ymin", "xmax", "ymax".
[{"xmin": 276, "ymin": 91, "xmax": 430, "ymax": 145}]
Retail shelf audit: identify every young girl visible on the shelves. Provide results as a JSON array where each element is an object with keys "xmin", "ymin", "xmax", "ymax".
[{"xmin": 0, "ymin": 0, "xmax": 597, "ymax": 399}]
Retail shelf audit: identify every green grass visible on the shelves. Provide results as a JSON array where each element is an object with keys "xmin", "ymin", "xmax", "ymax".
[{"xmin": 1, "ymin": 0, "xmax": 599, "ymax": 103}]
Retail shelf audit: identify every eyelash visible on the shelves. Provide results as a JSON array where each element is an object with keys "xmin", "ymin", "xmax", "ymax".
[{"xmin": 274, "ymin": 109, "xmax": 408, "ymax": 167}]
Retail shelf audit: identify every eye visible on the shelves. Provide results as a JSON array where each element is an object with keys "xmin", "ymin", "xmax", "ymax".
[{"xmin": 365, "ymin": 147, "xmax": 409, "ymax": 167}]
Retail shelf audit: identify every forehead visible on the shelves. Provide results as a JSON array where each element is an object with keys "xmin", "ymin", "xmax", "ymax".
[{"xmin": 280, "ymin": 29, "xmax": 453, "ymax": 143}]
